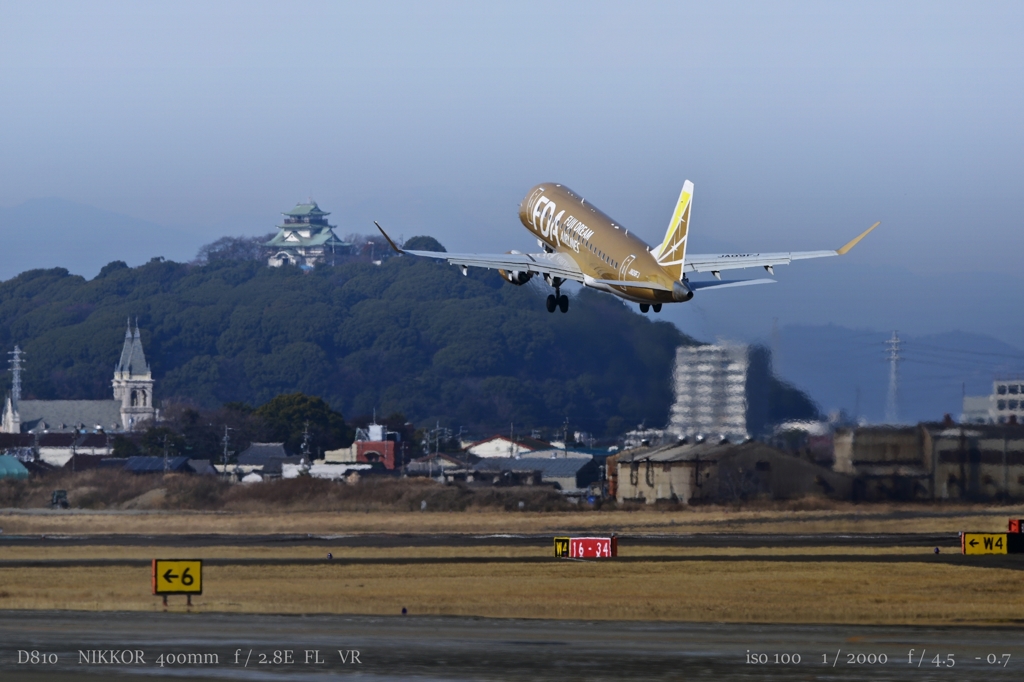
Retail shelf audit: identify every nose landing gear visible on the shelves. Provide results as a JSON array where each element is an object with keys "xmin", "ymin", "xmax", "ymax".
[
  {"xmin": 653, "ymin": 304, "xmax": 662, "ymax": 313},
  {"xmin": 639, "ymin": 303, "xmax": 649, "ymax": 313}
]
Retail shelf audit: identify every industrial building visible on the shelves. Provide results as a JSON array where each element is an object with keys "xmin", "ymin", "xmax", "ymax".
[
  {"xmin": 613, "ymin": 440, "xmax": 851, "ymax": 505},
  {"xmin": 833, "ymin": 421, "xmax": 1024, "ymax": 500}
]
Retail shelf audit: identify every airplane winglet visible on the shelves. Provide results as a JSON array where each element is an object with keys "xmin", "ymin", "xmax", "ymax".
[
  {"xmin": 374, "ymin": 221, "xmax": 405, "ymax": 254},
  {"xmin": 836, "ymin": 221, "xmax": 881, "ymax": 255}
]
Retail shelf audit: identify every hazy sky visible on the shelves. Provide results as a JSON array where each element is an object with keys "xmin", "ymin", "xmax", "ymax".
[{"xmin": 2, "ymin": 1, "xmax": 1023, "ymax": 341}]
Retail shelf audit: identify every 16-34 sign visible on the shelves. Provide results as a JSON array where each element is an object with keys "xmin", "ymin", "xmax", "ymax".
[{"xmin": 152, "ymin": 559, "xmax": 203, "ymax": 595}]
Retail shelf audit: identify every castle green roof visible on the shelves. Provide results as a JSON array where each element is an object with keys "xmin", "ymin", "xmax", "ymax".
[
  {"xmin": 265, "ymin": 228, "xmax": 349, "ymax": 248},
  {"xmin": 284, "ymin": 202, "xmax": 330, "ymax": 218}
]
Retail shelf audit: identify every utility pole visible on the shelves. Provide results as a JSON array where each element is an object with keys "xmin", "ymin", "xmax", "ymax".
[
  {"xmin": 301, "ymin": 421, "xmax": 311, "ymax": 461},
  {"xmin": 563, "ymin": 416, "xmax": 570, "ymax": 457},
  {"xmin": 162, "ymin": 433, "xmax": 169, "ymax": 473},
  {"xmin": 885, "ymin": 331, "xmax": 901, "ymax": 424},
  {"xmin": 221, "ymin": 425, "xmax": 233, "ymax": 474}
]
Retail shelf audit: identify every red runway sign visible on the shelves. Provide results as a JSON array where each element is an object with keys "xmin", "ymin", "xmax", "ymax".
[{"xmin": 554, "ymin": 536, "xmax": 618, "ymax": 558}]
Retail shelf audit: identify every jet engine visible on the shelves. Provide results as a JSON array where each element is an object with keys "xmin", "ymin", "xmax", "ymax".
[
  {"xmin": 498, "ymin": 250, "xmax": 533, "ymax": 286},
  {"xmin": 499, "ymin": 269, "xmax": 533, "ymax": 286}
]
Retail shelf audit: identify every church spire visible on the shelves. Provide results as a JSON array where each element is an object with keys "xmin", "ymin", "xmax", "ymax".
[{"xmin": 116, "ymin": 319, "xmax": 149, "ymax": 377}]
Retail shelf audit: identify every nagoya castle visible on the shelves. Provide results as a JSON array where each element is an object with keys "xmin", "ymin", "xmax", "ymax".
[{"xmin": 264, "ymin": 200, "xmax": 349, "ymax": 268}]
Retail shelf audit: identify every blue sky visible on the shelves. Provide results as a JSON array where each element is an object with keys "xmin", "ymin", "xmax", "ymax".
[{"xmin": 2, "ymin": 1, "xmax": 1023, "ymax": 345}]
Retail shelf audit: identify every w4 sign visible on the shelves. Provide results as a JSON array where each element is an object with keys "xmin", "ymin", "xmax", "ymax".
[
  {"xmin": 152, "ymin": 559, "xmax": 203, "ymax": 594},
  {"xmin": 959, "ymin": 533, "xmax": 1024, "ymax": 555}
]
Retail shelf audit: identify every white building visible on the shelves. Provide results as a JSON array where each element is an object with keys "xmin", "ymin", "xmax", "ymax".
[
  {"xmin": 963, "ymin": 379, "xmax": 1024, "ymax": 425},
  {"xmin": 667, "ymin": 344, "xmax": 749, "ymax": 442},
  {"xmin": 465, "ymin": 435, "xmax": 552, "ymax": 458}
]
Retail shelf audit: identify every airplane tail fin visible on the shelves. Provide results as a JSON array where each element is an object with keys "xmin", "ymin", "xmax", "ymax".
[{"xmin": 651, "ymin": 180, "xmax": 692, "ymax": 281}]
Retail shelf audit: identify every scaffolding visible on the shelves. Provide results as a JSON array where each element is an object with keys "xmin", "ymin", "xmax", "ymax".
[{"xmin": 667, "ymin": 344, "xmax": 749, "ymax": 442}]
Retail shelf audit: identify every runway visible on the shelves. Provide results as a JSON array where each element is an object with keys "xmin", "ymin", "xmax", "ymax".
[{"xmin": 1, "ymin": 610, "xmax": 1023, "ymax": 681}]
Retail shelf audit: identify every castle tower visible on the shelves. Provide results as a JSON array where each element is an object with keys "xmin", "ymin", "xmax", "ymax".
[
  {"xmin": 264, "ymin": 200, "xmax": 349, "ymax": 268},
  {"xmin": 112, "ymin": 321, "xmax": 155, "ymax": 431}
]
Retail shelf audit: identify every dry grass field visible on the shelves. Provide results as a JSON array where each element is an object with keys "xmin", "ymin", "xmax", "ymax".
[
  {"xmin": 1, "ymin": 555, "xmax": 1021, "ymax": 625},
  {"xmin": 2, "ymin": 503, "xmax": 1024, "ymax": 536},
  {"xmin": 4, "ymin": 497, "xmax": 1024, "ymax": 626}
]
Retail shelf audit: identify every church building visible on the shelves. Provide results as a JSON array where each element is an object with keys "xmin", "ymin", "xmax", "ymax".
[
  {"xmin": 264, "ymin": 200, "xmax": 349, "ymax": 268},
  {"xmin": 2, "ymin": 323, "xmax": 157, "ymax": 434}
]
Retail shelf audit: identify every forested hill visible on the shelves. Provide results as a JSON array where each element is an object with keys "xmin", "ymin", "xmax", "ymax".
[{"xmin": 0, "ymin": 250, "xmax": 815, "ymax": 437}]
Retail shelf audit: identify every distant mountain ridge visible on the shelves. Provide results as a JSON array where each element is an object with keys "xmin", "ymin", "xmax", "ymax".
[
  {"xmin": 773, "ymin": 324, "xmax": 1024, "ymax": 424},
  {"xmin": 0, "ymin": 198, "xmax": 207, "ymax": 280}
]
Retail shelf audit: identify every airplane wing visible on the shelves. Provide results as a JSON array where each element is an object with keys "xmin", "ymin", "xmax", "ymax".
[
  {"xmin": 375, "ymin": 222, "xmax": 584, "ymax": 281},
  {"xmin": 684, "ymin": 221, "xmax": 880, "ymax": 275}
]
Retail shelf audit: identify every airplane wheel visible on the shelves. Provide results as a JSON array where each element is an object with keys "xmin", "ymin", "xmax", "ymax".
[
  {"xmin": 558, "ymin": 295, "xmax": 569, "ymax": 313},
  {"xmin": 546, "ymin": 295, "xmax": 557, "ymax": 313},
  {"xmin": 639, "ymin": 304, "xmax": 650, "ymax": 313},
  {"xmin": 653, "ymin": 304, "xmax": 662, "ymax": 313}
]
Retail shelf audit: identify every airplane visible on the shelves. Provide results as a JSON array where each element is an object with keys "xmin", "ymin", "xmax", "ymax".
[{"xmin": 375, "ymin": 181, "xmax": 879, "ymax": 314}]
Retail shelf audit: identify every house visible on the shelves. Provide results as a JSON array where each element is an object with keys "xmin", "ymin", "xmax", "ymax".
[
  {"xmin": 235, "ymin": 442, "xmax": 304, "ymax": 476},
  {"xmin": 407, "ymin": 452, "xmax": 472, "ymax": 478},
  {"xmin": 0, "ymin": 432, "xmax": 114, "ymax": 467},
  {"xmin": 465, "ymin": 435, "xmax": 553, "ymax": 458},
  {"xmin": 122, "ymin": 456, "xmax": 193, "ymax": 474},
  {"xmin": 473, "ymin": 456, "xmax": 600, "ymax": 492}
]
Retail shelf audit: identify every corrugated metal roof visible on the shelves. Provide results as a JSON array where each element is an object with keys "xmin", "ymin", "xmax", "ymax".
[
  {"xmin": 123, "ymin": 456, "xmax": 191, "ymax": 473},
  {"xmin": 616, "ymin": 440, "xmax": 794, "ymax": 463},
  {"xmin": 0, "ymin": 455, "xmax": 29, "ymax": 479},
  {"xmin": 238, "ymin": 443, "xmax": 288, "ymax": 465},
  {"xmin": 474, "ymin": 456, "xmax": 593, "ymax": 477}
]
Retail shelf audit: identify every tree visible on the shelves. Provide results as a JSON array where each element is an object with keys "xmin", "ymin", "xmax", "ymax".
[
  {"xmin": 193, "ymin": 235, "xmax": 272, "ymax": 264},
  {"xmin": 402, "ymin": 236, "xmax": 446, "ymax": 252},
  {"xmin": 253, "ymin": 393, "xmax": 353, "ymax": 457}
]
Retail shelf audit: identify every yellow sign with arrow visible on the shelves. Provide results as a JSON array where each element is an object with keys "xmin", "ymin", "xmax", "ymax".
[
  {"xmin": 962, "ymin": 533, "xmax": 1007, "ymax": 555},
  {"xmin": 152, "ymin": 559, "xmax": 203, "ymax": 594}
]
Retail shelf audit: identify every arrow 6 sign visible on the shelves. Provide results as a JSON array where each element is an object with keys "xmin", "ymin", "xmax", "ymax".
[{"xmin": 152, "ymin": 560, "xmax": 203, "ymax": 594}]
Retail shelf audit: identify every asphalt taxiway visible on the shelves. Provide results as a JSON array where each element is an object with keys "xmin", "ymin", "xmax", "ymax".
[{"xmin": 2, "ymin": 610, "xmax": 1023, "ymax": 681}]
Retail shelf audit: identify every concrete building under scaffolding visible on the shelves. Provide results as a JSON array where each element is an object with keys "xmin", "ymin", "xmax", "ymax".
[{"xmin": 667, "ymin": 344, "xmax": 749, "ymax": 442}]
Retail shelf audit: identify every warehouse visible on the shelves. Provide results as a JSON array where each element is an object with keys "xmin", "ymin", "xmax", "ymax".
[{"xmin": 614, "ymin": 440, "xmax": 851, "ymax": 505}]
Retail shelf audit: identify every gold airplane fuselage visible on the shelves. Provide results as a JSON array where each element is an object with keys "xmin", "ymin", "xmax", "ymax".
[{"xmin": 518, "ymin": 183, "xmax": 677, "ymax": 303}]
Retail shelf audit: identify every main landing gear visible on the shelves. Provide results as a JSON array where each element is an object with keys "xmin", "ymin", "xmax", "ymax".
[
  {"xmin": 638, "ymin": 303, "xmax": 662, "ymax": 314},
  {"xmin": 546, "ymin": 293, "xmax": 569, "ymax": 313},
  {"xmin": 544, "ymin": 276, "xmax": 568, "ymax": 313}
]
